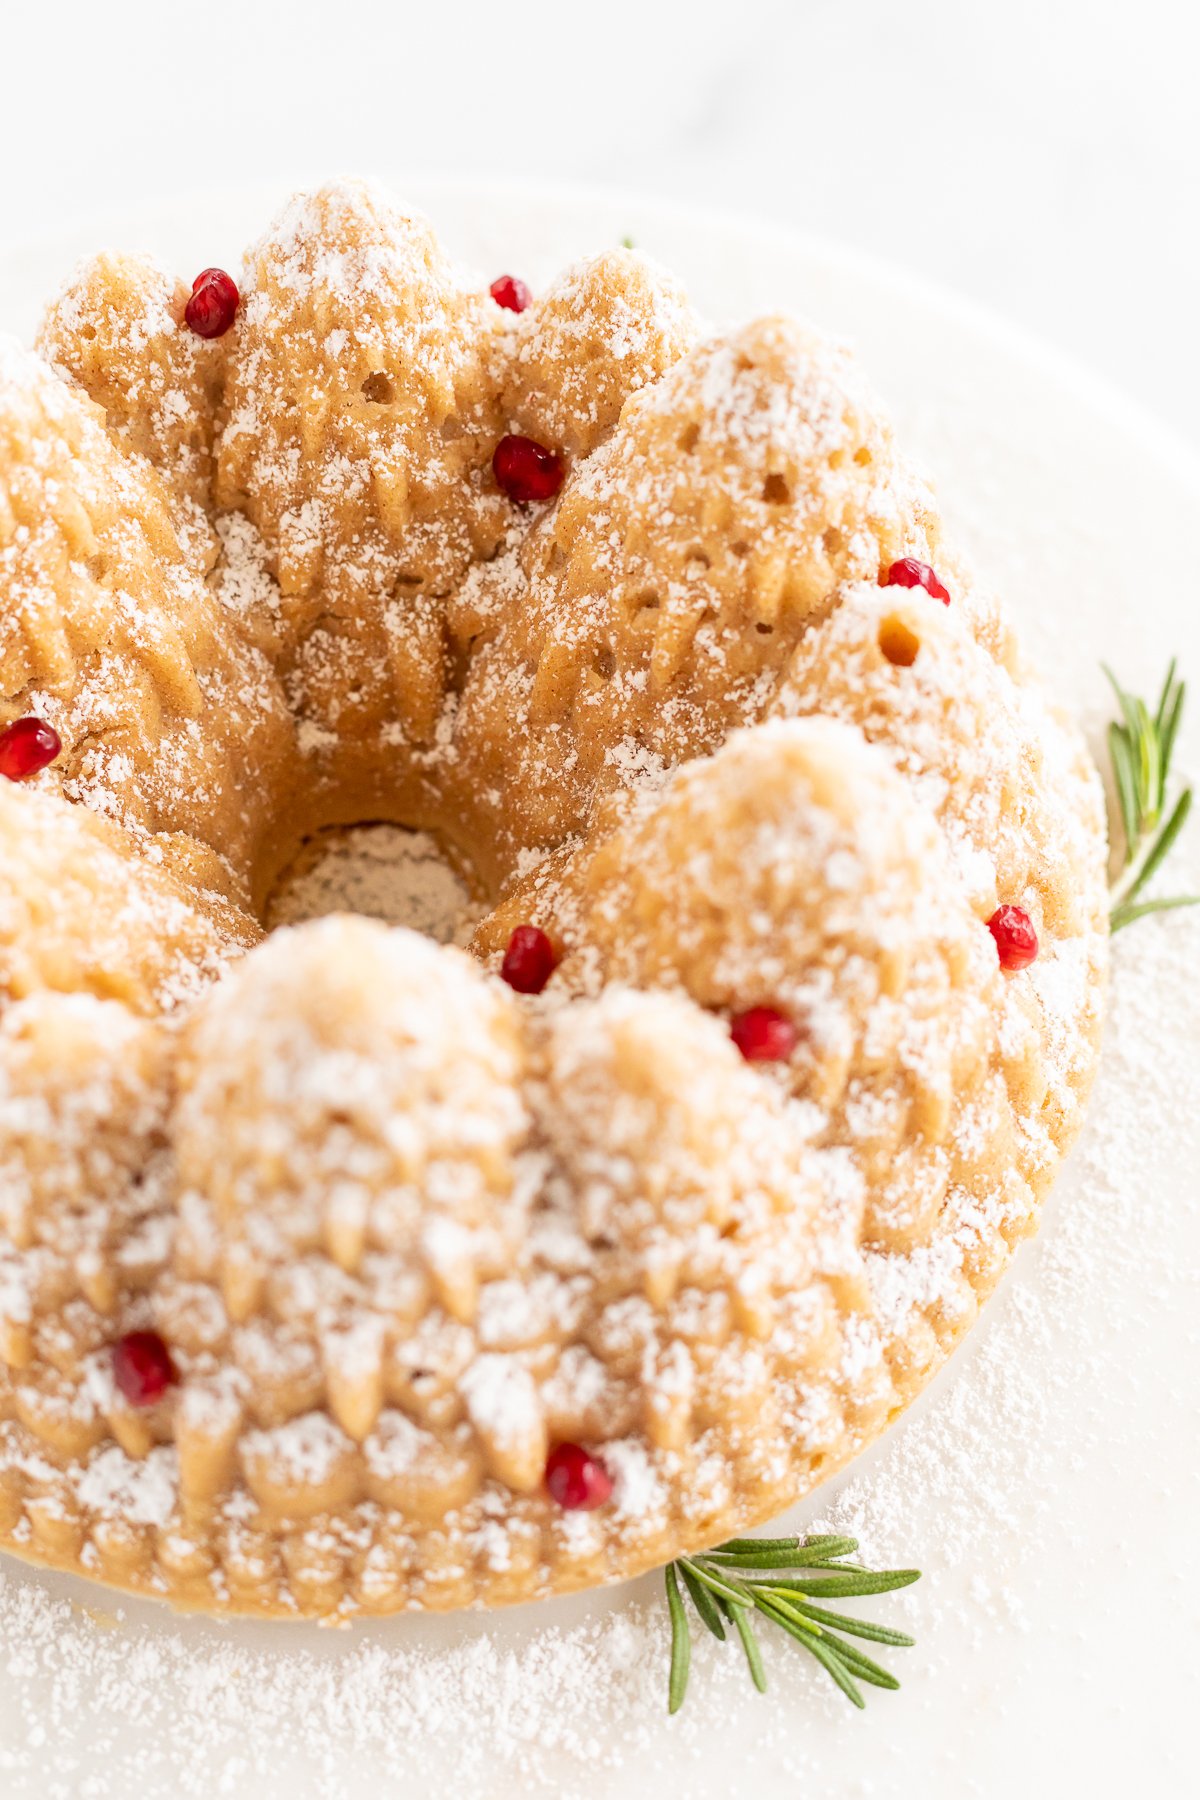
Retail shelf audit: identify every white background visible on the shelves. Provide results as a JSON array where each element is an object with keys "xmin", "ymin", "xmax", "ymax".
[{"xmin": 2, "ymin": 0, "xmax": 1198, "ymax": 441}]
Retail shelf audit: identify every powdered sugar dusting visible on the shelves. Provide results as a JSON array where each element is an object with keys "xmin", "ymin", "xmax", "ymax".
[{"xmin": 266, "ymin": 824, "xmax": 480, "ymax": 943}]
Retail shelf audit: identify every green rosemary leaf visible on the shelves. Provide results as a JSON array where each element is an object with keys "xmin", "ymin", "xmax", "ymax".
[
  {"xmin": 1136, "ymin": 696, "xmax": 1160, "ymax": 818},
  {"xmin": 1155, "ymin": 662, "xmax": 1182, "ymax": 810},
  {"xmin": 793, "ymin": 1631, "xmax": 866, "ymax": 1709},
  {"xmin": 678, "ymin": 1557, "xmax": 753, "ymax": 1609},
  {"xmin": 707, "ymin": 1547, "xmax": 847, "ymax": 1570},
  {"xmin": 1108, "ymin": 723, "xmax": 1138, "ymax": 853},
  {"xmin": 1123, "ymin": 786, "xmax": 1193, "ymax": 905},
  {"xmin": 766, "ymin": 1558, "xmax": 871, "ymax": 1574},
  {"xmin": 1110, "ymin": 893, "xmax": 1200, "ymax": 932},
  {"xmin": 712, "ymin": 1535, "xmax": 805, "ymax": 1555},
  {"xmin": 729, "ymin": 1600, "xmax": 769, "ymax": 1693},
  {"xmin": 1159, "ymin": 678, "xmax": 1185, "ymax": 796},
  {"xmin": 665, "ymin": 1564, "xmax": 691, "ymax": 1715},
  {"xmin": 804, "ymin": 1626, "xmax": 901, "ymax": 1690},
  {"xmin": 679, "ymin": 1560, "xmax": 727, "ymax": 1641},
  {"xmin": 1155, "ymin": 657, "xmax": 1179, "ymax": 740},
  {"xmin": 1103, "ymin": 664, "xmax": 1144, "ymax": 775},
  {"xmin": 750, "ymin": 1593, "xmax": 823, "ymax": 1642},
  {"xmin": 776, "ymin": 1598, "xmax": 915, "ymax": 1648},
  {"xmin": 707, "ymin": 1535, "xmax": 860, "ymax": 1567},
  {"xmin": 755, "ymin": 1569, "xmax": 921, "ymax": 1599}
]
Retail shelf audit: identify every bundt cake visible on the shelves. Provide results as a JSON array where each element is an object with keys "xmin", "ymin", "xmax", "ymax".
[{"xmin": 0, "ymin": 182, "xmax": 1108, "ymax": 1618}]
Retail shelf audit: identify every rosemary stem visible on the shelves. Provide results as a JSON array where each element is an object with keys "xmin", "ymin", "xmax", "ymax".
[{"xmin": 1109, "ymin": 822, "xmax": 1161, "ymax": 910}]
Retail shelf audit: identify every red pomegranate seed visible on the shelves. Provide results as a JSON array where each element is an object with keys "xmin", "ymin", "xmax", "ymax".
[
  {"xmin": 493, "ymin": 434, "xmax": 564, "ymax": 505},
  {"xmin": 730, "ymin": 1006, "xmax": 799, "ymax": 1062},
  {"xmin": 184, "ymin": 267, "xmax": 240, "ymax": 339},
  {"xmin": 501, "ymin": 924, "xmax": 558, "ymax": 994},
  {"xmin": 0, "ymin": 716, "xmax": 61, "ymax": 781},
  {"xmin": 545, "ymin": 1442, "xmax": 613, "ymax": 1511},
  {"xmin": 880, "ymin": 557, "xmax": 951, "ymax": 605},
  {"xmin": 112, "ymin": 1331, "xmax": 177, "ymax": 1407},
  {"xmin": 489, "ymin": 274, "xmax": 531, "ymax": 313},
  {"xmin": 987, "ymin": 905, "xmax": 1039, "ymax": 972}
]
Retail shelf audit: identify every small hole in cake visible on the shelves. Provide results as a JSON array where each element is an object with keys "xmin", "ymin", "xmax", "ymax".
[
  {"xmin": 678, "ymin": 422, "xmax": 700, "ymax": 453},
  {"xmin": 733, "ymin": 353, "xmax": 754, "ymax": 373},
  {"xmin": 440, "ymin": 414, "xmax": 464, "ymax": 441},
  {"xmin": 823, "ymin": 526, "xmax": 845, "ymax": 556},
  {"xmin": 265, "ymin": 823, "xmax": 482, "ymax": 944},
  {"xmin": 827, "ymin": 448, "xmax": 847, "ymax": 470},
  {"xmin": 361, "ymin": 371, "xmax": 395, "ymax": 404},
  {"xmin": 593, "ymin": 644, "xmax": 616, "ymax": 679},
  {"xmin": 762, "ymin": 472, "xmax": 791, "ymax": 505},
  {"xmin": 755, "ymin": 621, "xmax": 774, "ymax": 636},
  {"xmin": 731, "ymin": 540, "xmax": 750, "ymax": 558},
  {"xmin": 634, "ymin": 589, "xmax": 660, "ymax": 613},
  {"xmin": 854, "ymin": 445, "xmax": 873, "ymax": 466},
  {"xmin": 685, "ymin": 545, "xmax": 711, "ymax": 571},
  {"xmin": 879, "ymin": 615, "xmax": 921, "ymax": 667}
]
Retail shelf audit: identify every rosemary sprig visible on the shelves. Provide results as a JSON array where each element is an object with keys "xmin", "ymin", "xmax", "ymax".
[
  {"xmin": 663, "ymin": 1534, "xmax": 919, "ymax": 1715},
  {"xmin": 1104, "ymin": 660, "xmax": 1198, "ymax": 931}
]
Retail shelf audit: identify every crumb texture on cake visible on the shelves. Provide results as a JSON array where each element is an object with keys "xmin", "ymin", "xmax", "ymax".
[{"xmin": 0, "ymin": 182, "xmax": 1107, "ymax": 1617}]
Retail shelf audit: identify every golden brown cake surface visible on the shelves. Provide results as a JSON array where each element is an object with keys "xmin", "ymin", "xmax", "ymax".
[{"xmin": 0, "ymin": 182, "xmax": 1107, "ymax": 1617}]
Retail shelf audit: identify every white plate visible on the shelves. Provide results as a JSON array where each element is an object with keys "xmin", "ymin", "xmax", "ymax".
[{"xmin": 1, "ymin": 180, "xmax": 1197, "ymax": 1800}]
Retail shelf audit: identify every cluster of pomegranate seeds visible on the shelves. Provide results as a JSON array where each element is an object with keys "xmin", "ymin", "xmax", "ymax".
[
  {"xmin": 500, "ymin": 924, "xmax": 558, "ymax": 994},
  {"xmin": 730, "ymin": 1005, "xmax": 799, "ymax": 1063},
  {"xmin": 184, "ymin": 267, "xmax": 240, "ymax": 339},
  {"xmin": 544, "ymin": 1442, "xmax": 613, "ymax": 1510},
  {"xmin": 0, "ymin": 716, "xmax": 61, "ymax": 781},
  {"xmin": 493, "ymin": 433, "xmax": 564, "ymax": 505},
  {"xmin": 112, "ymin": 1331, "xmax": 178, "ymax": 1407},
  {"xmin": 880, "ymin": 557, "xmax": 951, "ymax": 605},
  {"xmin": 987, "ymin": 904, "xmax": 1039, "ymax": 971},
  {"xmin": 489, "ymin": 274, "xmax": 531, "ymax": 313}
]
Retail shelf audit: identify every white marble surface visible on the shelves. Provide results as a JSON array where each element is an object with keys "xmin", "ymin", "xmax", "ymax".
[{"xmin": 1, "ymin": 0, "xmax": 1197, "ymax": 441}]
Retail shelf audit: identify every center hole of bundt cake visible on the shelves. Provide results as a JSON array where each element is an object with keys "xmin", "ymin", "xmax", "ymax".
[{"xmin": 264, "ymin": 822, "xmax": 482, "ymax": 944}]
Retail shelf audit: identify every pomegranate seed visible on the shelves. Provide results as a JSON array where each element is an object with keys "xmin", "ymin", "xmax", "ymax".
[
  {"xmin": 500, "ymin": 924, "xmax": 558, "ymax": 994},
  {"xmin": 489, "ymin": 274, "xmax": 531, "ymax": 313},
  {"xmin": 730, "ymin": 1006, "xmax": 798, "ymax": 1062},
  {"xmin": 112, "ymin": 1331, "xmax": 177, "ymax": 1406},
  {"xmin": 545, "ymin": 1442, "xmax": 613, "ymax": 1511},
  {"xmin": 493, "ymin": 434, "xmax": 564, "ymax": 505},
  {"xmin": 987, "ymin": 905, "xmax": 1039, "ymax": 972},
  {"xmin": 184, "ymin": 267, "xmax": 240, "ymax": 339},
  {"xmin": 880, "ymin": 557, "xmax": 951, "ymax": 605},
  {"xmin": 0, "ymin": 716, "xmax": 61, "ymax": 780}
]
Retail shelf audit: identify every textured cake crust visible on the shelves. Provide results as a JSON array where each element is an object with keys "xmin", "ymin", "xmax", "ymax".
[{"xmin": 0, "ymin": 183, "xmax": 1107, "ymax": 1618}]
